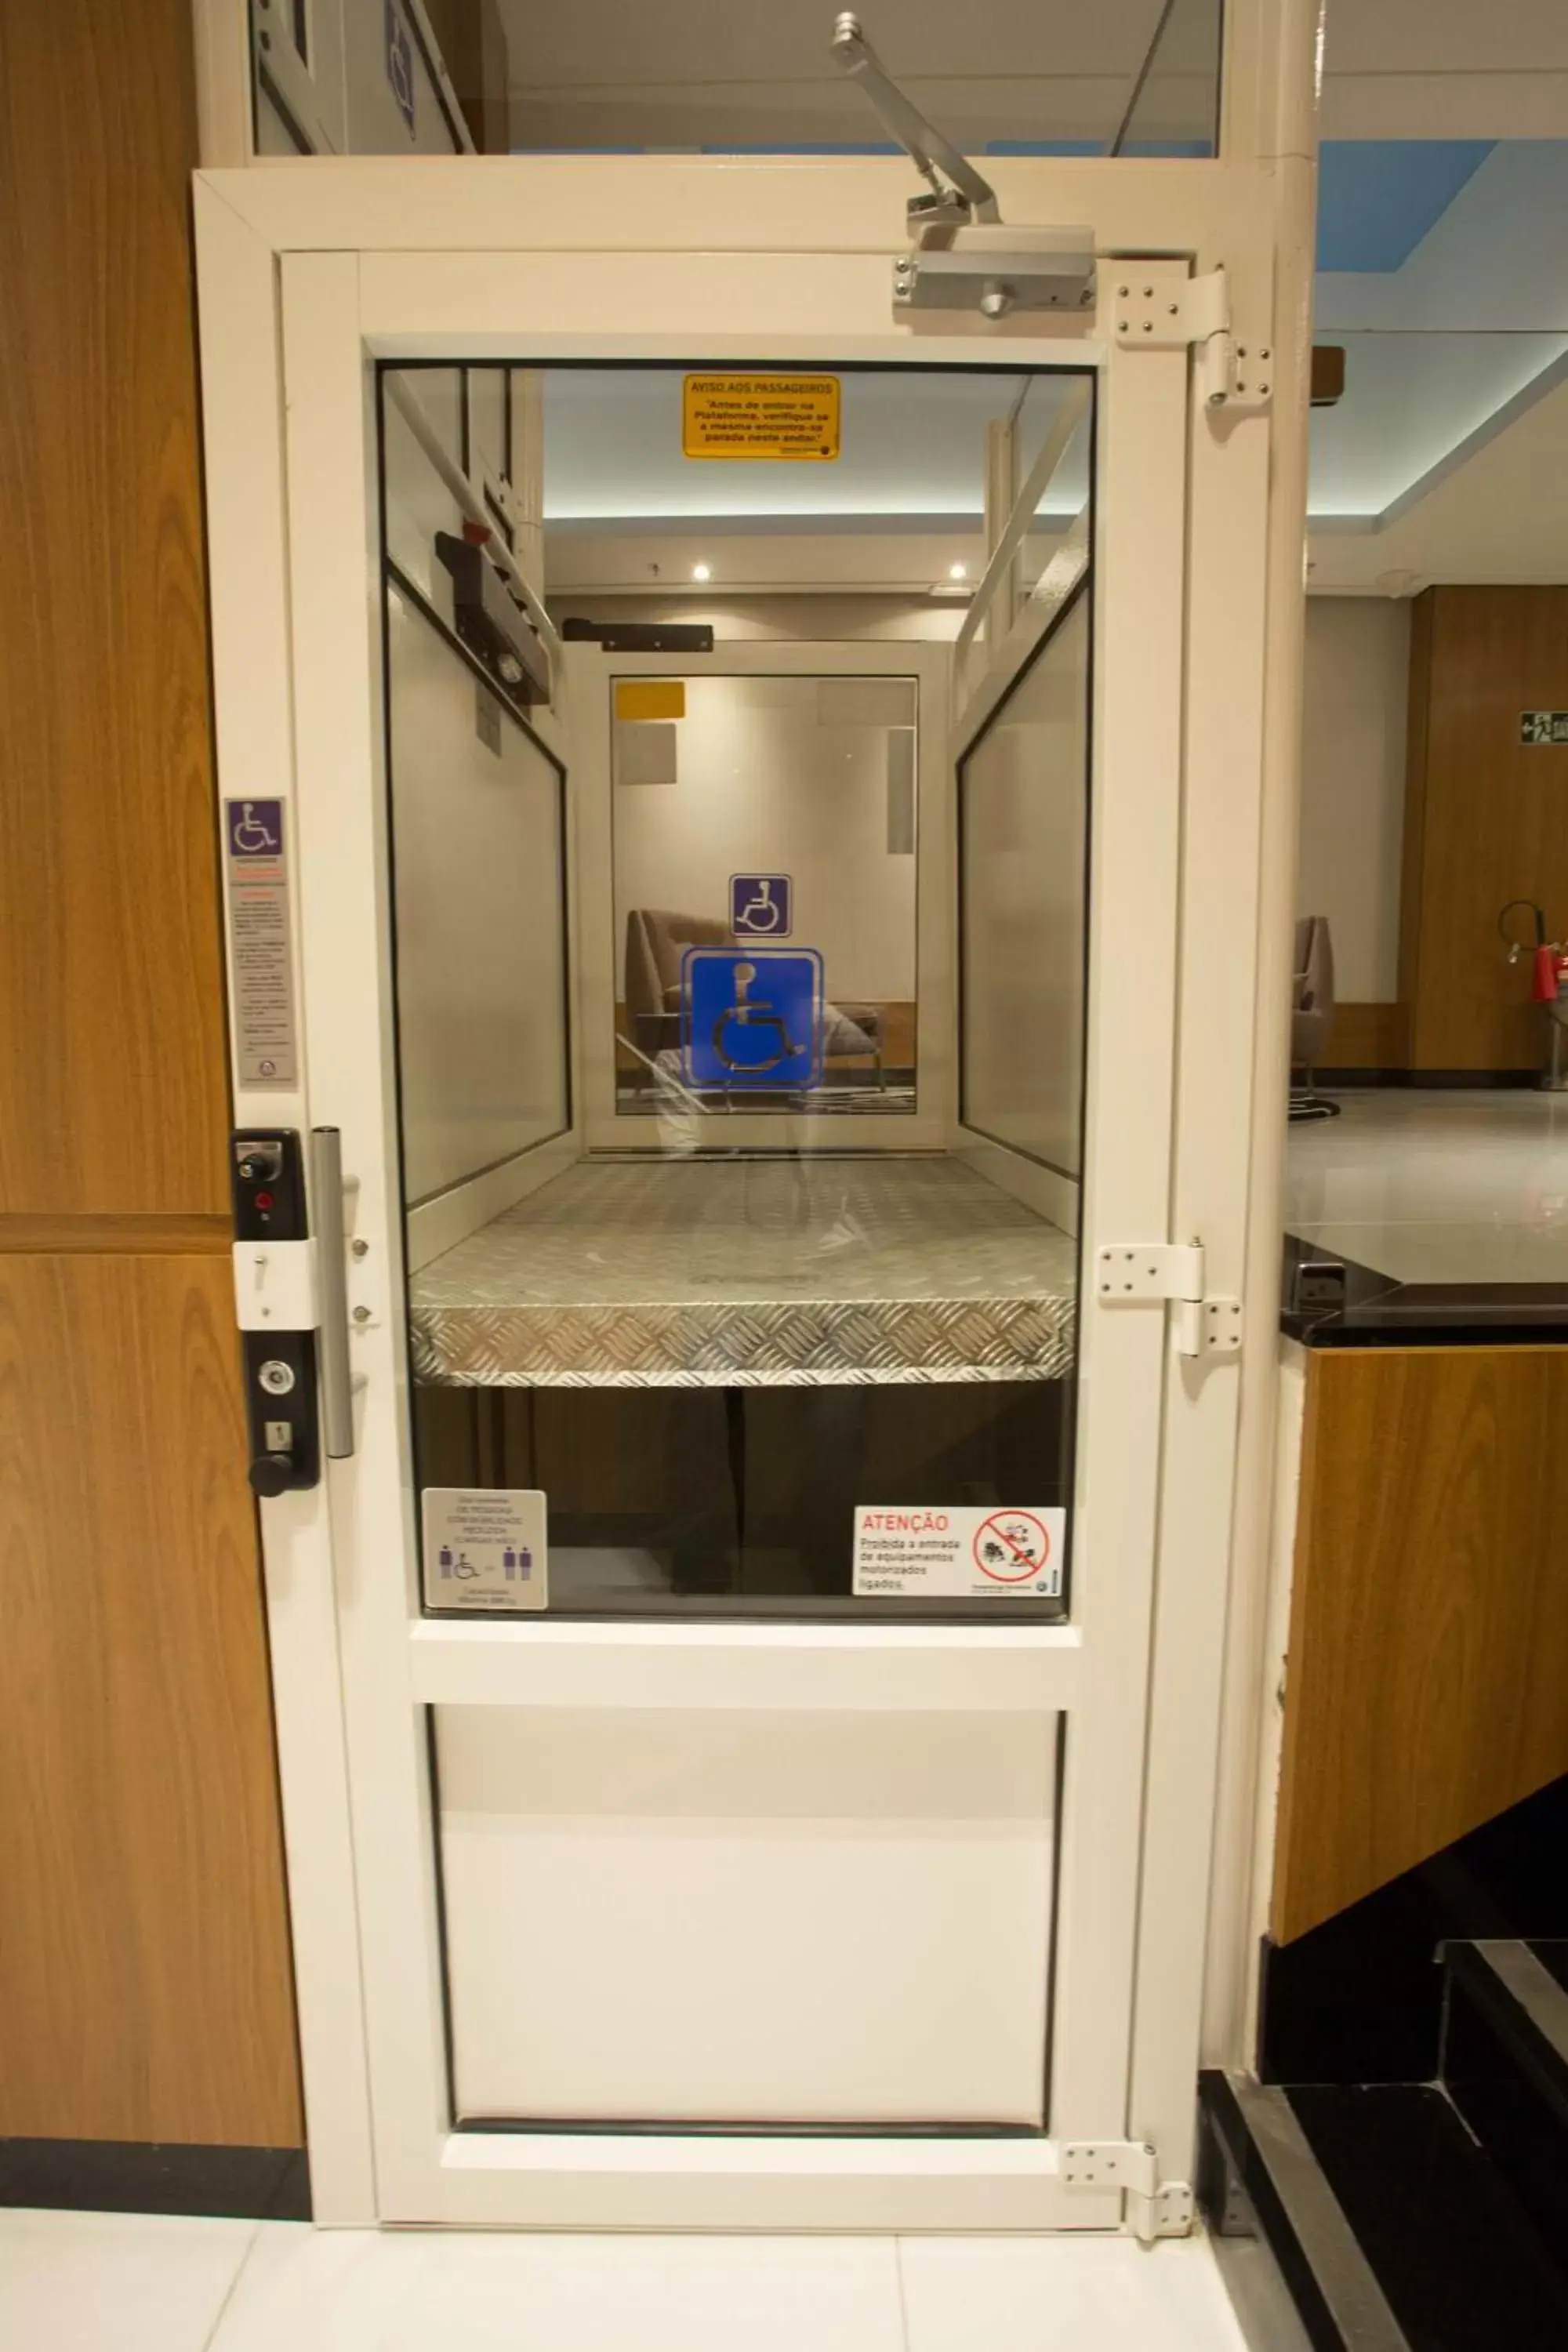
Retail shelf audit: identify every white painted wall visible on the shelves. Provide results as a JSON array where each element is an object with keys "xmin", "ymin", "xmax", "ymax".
[
  {"xmin": 612, "ymin": 670, "xmax": 920, "ymax": 1002},
  {"xmin": 1297, "ymin": 597, "xmax": 1410, "ymax": 1004}
]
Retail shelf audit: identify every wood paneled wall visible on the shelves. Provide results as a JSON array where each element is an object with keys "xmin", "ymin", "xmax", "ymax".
[
  {"xmin": 1272, "ymin": 1345, "xmax": 1568, "ymax": 1946},
  {"xmin": 1399, "ymin": 587, "xmax": 1568, "ymax": 1072},
  {"xmin": 1324, "ymin": 1001, "xmax": 1409, "ymax": 1070},
  {"xmin": 0, "ymin": 2, "xmax": 301, "ymax": 2143}
]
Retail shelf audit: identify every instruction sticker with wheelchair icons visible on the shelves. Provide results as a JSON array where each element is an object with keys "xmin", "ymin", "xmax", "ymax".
[
  {"xmin": 422, "ymin": 1487, "xmax": 549, "ymax": 1613},
  {"xmin": 682, "ymin": 946, "xmax": 824, "ymax": 1091}
]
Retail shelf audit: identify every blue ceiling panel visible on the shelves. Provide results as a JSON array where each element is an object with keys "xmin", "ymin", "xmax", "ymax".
[{"xmin": 1316, "ymin": 140, "xmax": 1495, "ymax": 273}]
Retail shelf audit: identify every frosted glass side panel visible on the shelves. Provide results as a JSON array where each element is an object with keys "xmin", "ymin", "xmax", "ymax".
[
  {"xmin": 960, "ymin": 593, "xmax": 1090, "ymax": 1181},
  {"xmin": 437, "ymin": 1706, "xmax": 1055, "ymax": 2125},
  {"xmin": 388, "ymin": 584, "xmax": 568, "ymax": 1203}
]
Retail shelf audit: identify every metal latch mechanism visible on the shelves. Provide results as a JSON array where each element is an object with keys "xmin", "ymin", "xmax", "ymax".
[
  {"xmin": 832, "ymin": 14, "xmax": 1095, "ymax": 320},
  {"xmin": 1095, "ymin": 1242, "xmax": 1243, "ymax": 1360},
  {"xmin": 1112, "ymin": 267, "xmax": 1272, "ymax": 411},
  {"xmin": 1062, "ymin": 2140, "xmax": 1196, "ymax": 2243}
]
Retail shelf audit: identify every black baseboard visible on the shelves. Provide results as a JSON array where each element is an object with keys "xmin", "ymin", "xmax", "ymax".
[
  {"xmin": 0, "ymin": 2138, "xmax": 310, "ymax": 2221},
  {"xmin": 1315, "ymin": 1068, "xmax": 1540, "ymax": 1089}
]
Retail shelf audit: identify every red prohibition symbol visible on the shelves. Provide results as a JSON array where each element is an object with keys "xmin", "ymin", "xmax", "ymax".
[{"xmin": 973, "ymin": 1510, "xmax": 1051, "ymax": 1584}]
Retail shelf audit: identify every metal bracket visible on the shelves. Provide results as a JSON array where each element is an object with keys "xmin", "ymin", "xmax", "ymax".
[
  {"xmin": 1094, "ymin": 1243, "xmax": 1243, "ymax": 1360},
  {"xmin": 1062, "ymin": 2140, "xmax": 1196, "ymax": 2242},
  {"xmin": 893, "ymin": 227, "xmax": 1097, "ymax": 321},
  {"xmin": 1111, "ymin": 266, "xmax": 1272, "ymax": 411}
]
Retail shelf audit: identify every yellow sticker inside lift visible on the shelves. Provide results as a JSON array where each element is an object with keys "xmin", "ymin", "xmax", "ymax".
[
  {"xmin": 614, "ymin": 680, "xmax": 686, "ymax": 722},
  {"xmin": 683, "ymin": 373, "xmax": 841, "ymax": 462}
]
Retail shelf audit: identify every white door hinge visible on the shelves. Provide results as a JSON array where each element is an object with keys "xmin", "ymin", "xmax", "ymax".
[
  {"xmin": 1094, "ymin": 1241, "xmax": 1243, "ymax": 1360},
  {"xmin": 1110, "ymin": 264, "xmax": 1272, "ymax": 412},
  {"xmin": 1062, "ymin": 2140, "xmax": 1196, "ymax": 2241}
]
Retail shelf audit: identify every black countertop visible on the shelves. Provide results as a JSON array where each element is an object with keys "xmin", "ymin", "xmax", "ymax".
[{"xmin": 1281, "ymin": 1232, "xmax": 1568, "ymax": 1348}]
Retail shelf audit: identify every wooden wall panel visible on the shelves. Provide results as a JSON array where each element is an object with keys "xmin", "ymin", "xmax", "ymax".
[
  {"xmin": 0, "ymin": 1254, "xmax": 301, "ymax": 2143},
  {"xmin": 0, "ymin": 0, "xmax": 230, "ymax": 1216},
  {"xmin": 1273, "ymin": 1345, "xmax": 1568, "ymax": 1946},
  {"xmin": 1400, "ymin": 587, "xmax": 1568, "ymax": 1073},
  {"xmin": 0, "ymin": 2, "xmax": 301, "ymax": 2151},
  {"xmin": 1323, "ymin": 1001, "xmax": 1409, "ymax": 1070}
]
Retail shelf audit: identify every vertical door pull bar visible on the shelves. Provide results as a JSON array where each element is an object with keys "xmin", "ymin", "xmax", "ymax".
[{"xmin": 311, "ymin": 1126, "xmax": 356, "ymax": 1460}]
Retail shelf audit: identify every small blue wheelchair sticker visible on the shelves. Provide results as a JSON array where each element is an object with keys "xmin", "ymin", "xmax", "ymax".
[
  {"xmin": 729, "ymin": 873, "xmax": 793, "ymax": 938},
  {"xmin": 683, "ymin": 948, "xmax": 823, "ymax": 1091}
]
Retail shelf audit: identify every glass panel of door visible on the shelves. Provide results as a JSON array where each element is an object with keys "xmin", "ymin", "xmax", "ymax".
[
  {"xmin": 380, "ymin": 361, "xmax": 1093, "ymax": 1628},
  {"xmin": 376, "ymin": 360, "xmax": 1094, "ymax": 2129}
]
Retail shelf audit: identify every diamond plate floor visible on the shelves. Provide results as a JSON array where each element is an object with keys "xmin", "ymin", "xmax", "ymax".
[{"xmin": 410, "ymin": 1157, "xmax": 1077, "ymax": 1387}]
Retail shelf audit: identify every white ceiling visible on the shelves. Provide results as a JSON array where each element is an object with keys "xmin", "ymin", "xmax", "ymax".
[
  {"xmin": 496, "ymin": 0, "xmax": 1203, "ymax": 151},
  {"xmin": 543, "ymin": 370, "xmax": 1087, "ymax": 531},
  {"xmin": 492, "ymin": 0, "xmax": 1568, "ymax": 147},
  {"xmin": 1321, "ymin": 0, "xmax": 1568, "ymax": 136},
  {"xmin": 1308, "ymin": 375, "xmax": 1568, "ymax": 592}
]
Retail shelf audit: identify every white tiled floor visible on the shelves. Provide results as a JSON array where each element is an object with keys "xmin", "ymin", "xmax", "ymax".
[
  {"xmin": 0, "ymin": 2213, "xmax": 1250, "ymax": 2352},
  {"xmin": 1286, "ymin": 1087, "xmax": 1568, "ymax": 1283}
]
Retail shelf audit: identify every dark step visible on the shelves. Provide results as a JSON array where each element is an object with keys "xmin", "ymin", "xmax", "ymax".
[
  {"xmin": 1440, "ymin": 1940, "xmax": 1568, "ymax": 2287},
  {"xmin": 1533, "ymin": 1939, "xmax": 1568, "ymax": 1997},
  {"xmin": 1289, "ymin": 2082, "xmax": 1568, "ymax": 2352},
  {"xmin": 1199, "ymin": 2071, "xmax": 1406, "ymax": 2352},
  {"xmin": 1200, "ymin": 2069, "xmax": 1568, "ymax": 2352}
]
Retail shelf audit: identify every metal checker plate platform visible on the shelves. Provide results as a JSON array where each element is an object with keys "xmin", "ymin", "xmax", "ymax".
[{"xmin": 410, "ymin": 1157, "xmax": 1076, "ymax": 1387}]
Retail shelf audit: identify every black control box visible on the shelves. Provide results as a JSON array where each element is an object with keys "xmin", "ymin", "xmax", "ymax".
[
  {"xmin": 231, "ymin": 1130, "xmax": 321, "ymax": 1497},
  {"xmin": 232, "ymin": 1128, "xmax": 309, "ymax": 1243}
]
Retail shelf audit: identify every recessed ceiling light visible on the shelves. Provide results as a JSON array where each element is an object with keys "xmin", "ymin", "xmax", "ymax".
[
  {"xmin": 948, "ymin": 561, "xmax": 969, "ymax": 583},
  {"xmin": 691, "ymin": 561, "xmax": 712, "ymax": 583}
]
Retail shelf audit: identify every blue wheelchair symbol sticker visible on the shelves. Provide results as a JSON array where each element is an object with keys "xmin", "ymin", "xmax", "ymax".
[
  {"xmin": 227, "ymin": 799, "xmax": 283, "ymax": 859},
  {"xmin": 683, "ymin": 949, "xmax": 823, "ymax": 1091},
  {"xmin": 730, "ymin": 873, "xmax": 793, "ymax": 938}
]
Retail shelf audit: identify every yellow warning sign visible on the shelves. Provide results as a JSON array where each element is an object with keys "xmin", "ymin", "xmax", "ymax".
[
  {"xmin": 614, "ymin": 680, "xmax": 686, "ymax": 722},
  {"xmin": 683, "ymin": 374, "xmax": 841, "ymax": 462}
]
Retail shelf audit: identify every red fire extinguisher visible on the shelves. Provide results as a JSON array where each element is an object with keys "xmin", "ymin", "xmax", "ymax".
[{"xmin": 1531, "ymin": 942, "xmax": 1568, "ymax": 1004}]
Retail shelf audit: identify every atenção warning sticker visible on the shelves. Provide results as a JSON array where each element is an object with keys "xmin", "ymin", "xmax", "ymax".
[{"xmin": 852, "ymin": 1504, "xmax": 1065, "ymax": 1599}]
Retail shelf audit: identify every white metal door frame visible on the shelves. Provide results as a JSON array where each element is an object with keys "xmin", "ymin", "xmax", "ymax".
[{"xmin": 194, "ymin": 153, "xmax": 1294, "ymax": 2230}]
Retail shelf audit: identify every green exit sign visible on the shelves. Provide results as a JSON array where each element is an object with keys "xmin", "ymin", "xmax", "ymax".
[{"xmin": 1520, "ymin": 710, "xmax": 1568, "ymax": 745}]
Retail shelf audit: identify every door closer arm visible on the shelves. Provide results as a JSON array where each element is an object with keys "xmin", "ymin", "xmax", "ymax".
[
  {"xmin": 830, "ymin": 13, "xmax": 1094, "ymax": 320},
  {"xmin": 830, "ymin": 11, "xmax": 999, "ymax": 232}
]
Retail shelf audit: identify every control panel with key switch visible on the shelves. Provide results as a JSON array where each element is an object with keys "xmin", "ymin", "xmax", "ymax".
[{"xmin": 230, "ymin": 1129, "xmax": 321, "ymax": 1495}]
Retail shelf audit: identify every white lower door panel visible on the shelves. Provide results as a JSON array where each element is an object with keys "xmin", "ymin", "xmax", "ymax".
[{"xmin": 435, "ymin": 1707, "xmax": 1057, "ymax": 2127}]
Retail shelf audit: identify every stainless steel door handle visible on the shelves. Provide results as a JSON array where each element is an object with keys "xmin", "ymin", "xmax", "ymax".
[{"xmin": 310, "ymin": 1125, "xmax": 355, "ymax": 1460}]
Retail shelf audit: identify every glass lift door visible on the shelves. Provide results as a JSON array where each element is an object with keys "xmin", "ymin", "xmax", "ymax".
[{"xmin": 244, "ymin": 225, "xmax": 1200, "ymax": 2226}]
